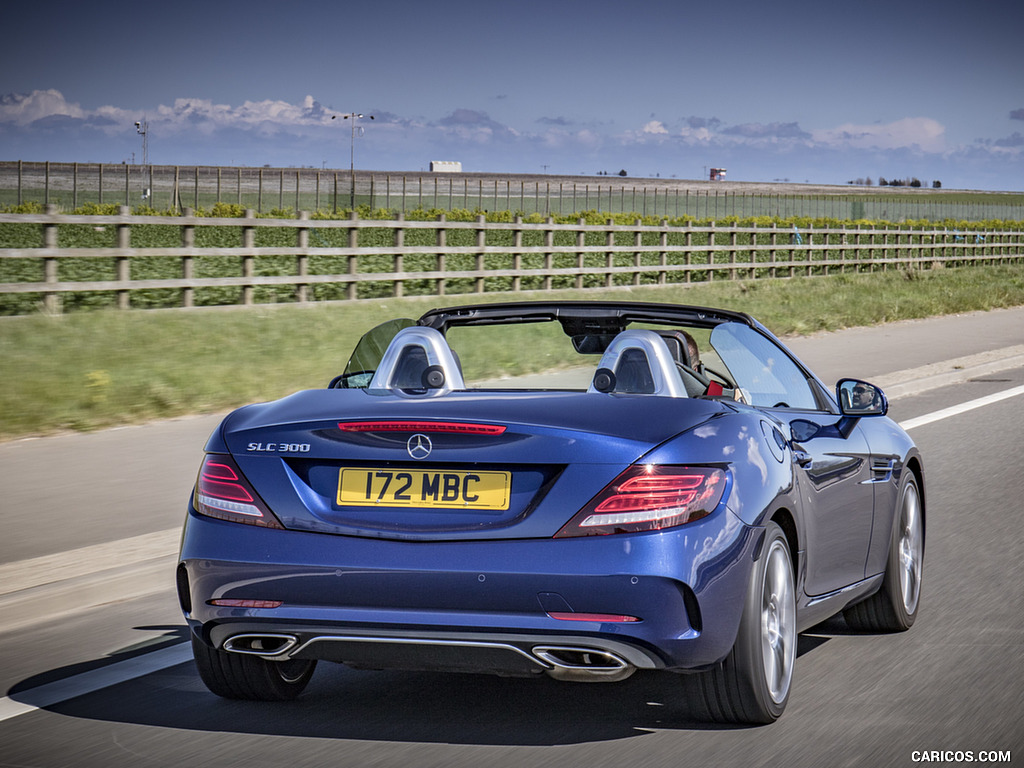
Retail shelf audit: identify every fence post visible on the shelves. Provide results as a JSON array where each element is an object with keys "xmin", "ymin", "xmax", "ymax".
[
  {"xmin": 242, "ymin": 209, "xmax": 255, "ymax": 305},
  {"xmin": 513, "ymin": 215, "xmax": 522, "ymax": 292},
  {"xmin": 707, "ymin": 222, "xmax": 715, "ymax": 282},
  {"xmin": 393, "ymin": 212, "xmax": 405, "ymax": 298},
  {"xmin": 806, "ymin": 225, "xmax": 814, "ymax": 276},
  {"xmin": 685, "ymin": 225, "xmax": 693, "ymax": 283},
  {"xmin": 182, "ymin": 208, "xmax": 195, "ymax": 307},
  {"xmin": 770, "ymin": 223, "xmax": 778, "ymax": 278},
  {"xmin": 840, "ymin": 225, "xmax": 847, "ymax": 273},
  {"xmin": 348, "ymin": 210, "xmax": 358, "ymax": 300},
  {"xmin": 436, "ymin": 213, "xmax": 446, "ymax": 296},
  {"xmin": 749, "ymin": 222, "xmax": 757, "ymax": 279},
  {"xmin": 544, "ymin": 217, "xmax": 554, "ymax": 290},
  {"xmin": 476, "ymin": 214, "xmax": 487, "ymax": 293},
  {"xmin": 729, "ymin": 222, "xmax": 737, "ymax": 280},
  {"xmin": 633, "ymin": 219, "xmax": 642, "ymax": 286},
  {"xmin": 113, "ymin": 205, "xmax": 132, "ymax": 309},
  {"xmin": 296, "ymin": 210, "xmax": 309, "ymax": 303},
  {"xmin": 576, "ymin": 218, "xmax": 586, "ymax": 289},
  {"xmin": 659, "ymin": 220, "xmax": 668, "ymax": 284},
  {"xmin": 42, "ymin": 203, "xmax": 60, "ymax": 314},
  {"xmin": 605, "ymin": 219, "xmax": 614, "ymax": 288}
]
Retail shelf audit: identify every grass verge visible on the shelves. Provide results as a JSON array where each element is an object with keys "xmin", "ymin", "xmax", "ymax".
[{"xmin": 2, "ymin": 264, "xmax": 1023, "ymax": 440}]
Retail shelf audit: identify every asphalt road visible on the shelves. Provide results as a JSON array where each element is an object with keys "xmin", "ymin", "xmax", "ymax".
[{"xmin": 1, "ymin": 307, "xmax": 1023, "ymax": 767}]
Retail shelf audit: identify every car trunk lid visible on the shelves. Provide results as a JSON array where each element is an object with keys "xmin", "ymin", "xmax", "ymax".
[{"xmin": 220, "ymin": 389, "xmax": 725, "ymax": 540}]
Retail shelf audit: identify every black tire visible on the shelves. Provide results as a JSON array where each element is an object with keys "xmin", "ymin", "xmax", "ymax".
[
  {"xmin": 844, "ymin": 473, "xmax": 924, "ymax": 632},
  {"xmin": 191, "ymin": 634, "xmax": 316, "ymax": 701},
  {"xmin": 687, "ymin": 521, "xmax": 796, "ymax": 724}
]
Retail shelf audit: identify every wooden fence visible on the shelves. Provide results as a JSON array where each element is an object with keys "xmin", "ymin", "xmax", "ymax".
[{"xmin": 1, "ymin": 206, "xmax": 1022, "ymax": 314}]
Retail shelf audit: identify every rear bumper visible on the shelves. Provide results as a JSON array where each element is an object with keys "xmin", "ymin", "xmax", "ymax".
[{"xmin": 178, "ymin": 502, "xmax": 758, "ymax": 675}]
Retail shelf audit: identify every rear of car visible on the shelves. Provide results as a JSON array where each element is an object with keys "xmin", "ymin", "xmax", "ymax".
[{"xmin": 178, "ymin": 387, "xmax": 757, "ymax": 684}]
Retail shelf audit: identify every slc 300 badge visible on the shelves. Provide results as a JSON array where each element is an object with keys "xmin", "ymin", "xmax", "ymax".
[{"xmin": 247, "ymin": 442, "xmax": 311, "ymax": 453}]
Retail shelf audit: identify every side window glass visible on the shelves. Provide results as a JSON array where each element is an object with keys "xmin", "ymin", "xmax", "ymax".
[{"xmin": 709, "ymin": 323, "xmax": 818, "ymax": 409}]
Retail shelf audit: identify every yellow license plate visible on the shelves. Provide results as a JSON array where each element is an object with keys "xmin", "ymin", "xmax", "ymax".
[{"xmin": 337, "ymin": 468, "xmax": 511, "ymax": 510}]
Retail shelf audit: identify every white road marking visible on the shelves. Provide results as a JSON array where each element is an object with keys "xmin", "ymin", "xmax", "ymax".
[
  {"xmin": 0, "ymin": 528, "xmax": 181, "ymax": 596},
  {"xmin": 899, "ymin": 384, "xmax": 1024, "ymax": 431},
  {"xmin": 0, "ymin": 642, "xmax": 191, "ymax": 723}
]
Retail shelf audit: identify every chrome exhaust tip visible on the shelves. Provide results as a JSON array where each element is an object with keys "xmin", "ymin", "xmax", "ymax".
[
  {"xmin": 533, "ymin": 646, "xmax": 636, "ymax": 683},
  {"xmin": 222, "ymin": 633, "xmax": 298, "ymax": 659}
]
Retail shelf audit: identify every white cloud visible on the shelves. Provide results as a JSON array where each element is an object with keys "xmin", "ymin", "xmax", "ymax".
[
  {"xmin": 0, "ymin": 89, "xmax": 86, "ymax": 125},
  {"xmin": 812, "ymin": 117, "xmax": 947, "ymax": 153},
  {"xmin": 0, "ymin": 90, "xmax": 333, "ymax": 137}
]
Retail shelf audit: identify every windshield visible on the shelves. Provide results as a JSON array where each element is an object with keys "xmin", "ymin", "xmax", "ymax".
[{"xmin": 337, "ymin": 318, "xmax": 415, "ymax": 388}]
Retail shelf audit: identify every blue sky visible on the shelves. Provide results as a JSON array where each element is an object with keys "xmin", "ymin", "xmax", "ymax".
[{"xmin": 2, "ymin": 0, "xmax": 1022, "ymax": 191}]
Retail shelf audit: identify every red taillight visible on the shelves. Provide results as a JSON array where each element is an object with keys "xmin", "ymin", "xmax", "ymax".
[
  {"xmin": 194, "ymin": 454, "xmax": 284, "ymax": 528},
  {"xmin": 554, "ymin": 465, "xmax": 727, "ymax": 538},
  {"xmin": 338, "ymin": 420, "xmax": 506, "ymax": 435}
]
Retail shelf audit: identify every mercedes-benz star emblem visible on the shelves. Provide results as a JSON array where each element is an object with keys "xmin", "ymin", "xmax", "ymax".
[{"xmin": 407, "ymin": 433, "xmax": 432, "ymax": 460}]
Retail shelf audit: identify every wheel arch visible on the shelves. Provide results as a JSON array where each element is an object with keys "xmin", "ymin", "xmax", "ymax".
[
  {"xmin": 905, "ymin": 453, "xmax": 926, "ymax": 532},
  {"xmin": 768, "ymin": 506, "xmax": 799, "ymax": 576}
]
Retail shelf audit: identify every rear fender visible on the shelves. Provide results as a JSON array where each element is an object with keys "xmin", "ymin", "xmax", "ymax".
[{"xmin": 643, "ymin": 412, "xmax": 798, "ymax": 527}]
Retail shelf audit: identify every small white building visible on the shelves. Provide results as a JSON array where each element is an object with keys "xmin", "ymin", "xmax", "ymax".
[{"xmin": 430, "ymin": 161, "xmax": 463, "ymax": 173}]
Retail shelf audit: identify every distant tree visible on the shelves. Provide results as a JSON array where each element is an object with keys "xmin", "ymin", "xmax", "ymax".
[
  {"xmin": 866, "ymin": 177, "xmax": 873, "ymax": 186},
  {"xmin": 910, "ymin": 178, "xmax": 921, "ymax": 188},
  {"xmin": 932, "ymin": 180, "xmax": 942, "ymax": 189},
  {"xmin": 618, "ymin": 169, "xmax": 628, "ymax": 177},
  {"xmin": 878, "ymin": 177, "xmax": 888, "ymax": 186}
]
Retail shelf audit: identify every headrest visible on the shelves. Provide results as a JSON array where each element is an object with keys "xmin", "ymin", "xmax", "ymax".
[
  {"xmin": 588, "ymin": 329, "xmax": 688, "ymax": 397},
  {"xmin": 367, "ymin": 326, "xmax": 466, "ymax": 396}
]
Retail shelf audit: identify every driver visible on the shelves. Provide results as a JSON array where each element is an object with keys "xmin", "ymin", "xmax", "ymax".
[{"xmin": 851, "ymin": 383, "xmax": 877, "ymax": 410}]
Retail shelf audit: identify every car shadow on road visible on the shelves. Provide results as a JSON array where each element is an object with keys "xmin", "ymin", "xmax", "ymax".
[
  {"xmin": 10, "ymin": 616, "xmax": 875, "ymax": 745},
  {"xmin": 8, "ymin": 624, "xmax": 776, "ymax": 745}
]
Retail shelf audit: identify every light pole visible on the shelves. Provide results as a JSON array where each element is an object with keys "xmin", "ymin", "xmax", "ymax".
[
  {"xmin": 134, "ymin": 120, "xmax": 149, "ymax": 202},
  {"xmin": 134, "ymin": 120, "xmax": 148, "ymax": 166},
  {"xmin": 331, "ymin": 112, "xmax": 373, "ymax": 210}
]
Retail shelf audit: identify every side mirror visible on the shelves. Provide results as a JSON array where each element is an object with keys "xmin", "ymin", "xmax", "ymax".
[{"xmin": 836, "ymin": 379, "xmax": 888, "ymax": 417}]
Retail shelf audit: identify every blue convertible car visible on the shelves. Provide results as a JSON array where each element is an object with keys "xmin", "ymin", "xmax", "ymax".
[{"xmin": 177, "ymin": 301, "xmax": 924, "ymax": 723}]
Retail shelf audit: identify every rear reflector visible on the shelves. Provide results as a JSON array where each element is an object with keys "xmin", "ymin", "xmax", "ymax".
[
  {"xmin": 339, "ymin": 420, "xmax": 506, "ymax": 435},
  {"xmin": 547, "ymin": 612, "xmax": 640, "ymax": 623},
  {"xmin": 208, "ymin": 599, "xmax": 283, "ymax": 609}
]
